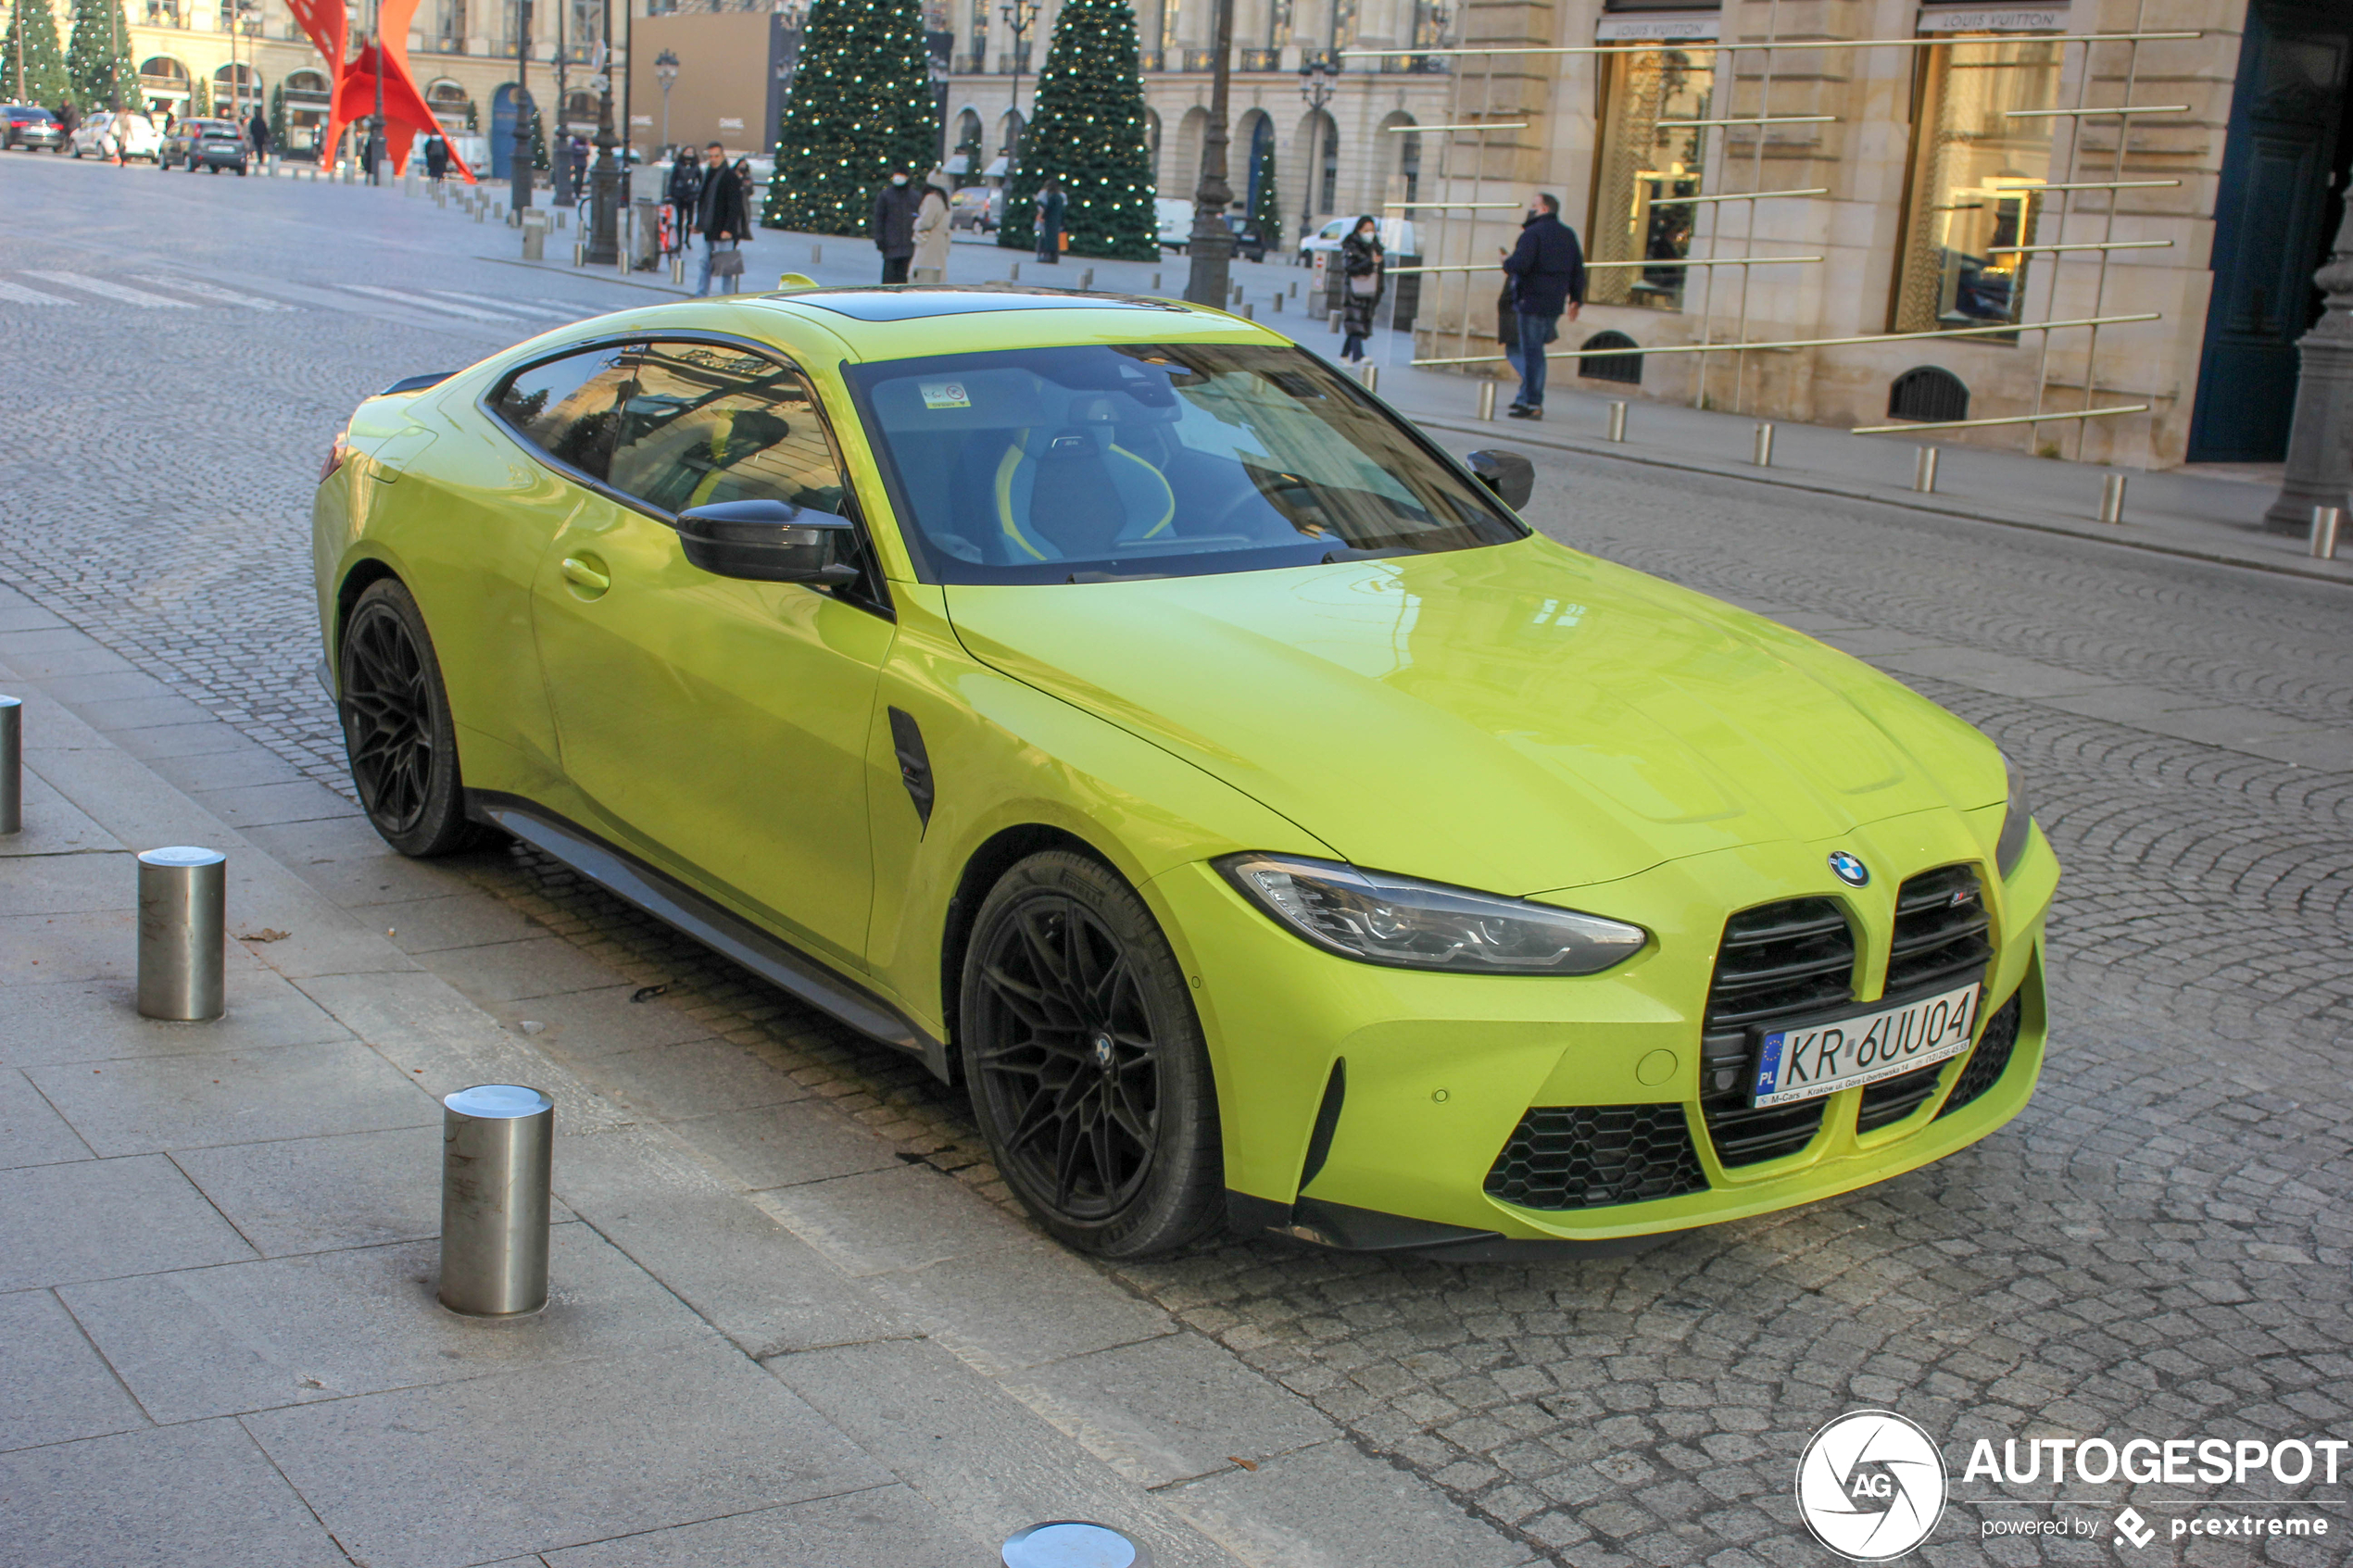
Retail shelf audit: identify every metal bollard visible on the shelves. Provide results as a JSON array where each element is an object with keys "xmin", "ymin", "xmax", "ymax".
[
  {"xmin": 671, "ymin": 253, "xmax": 686, "ymax": 285},
  {"xmin": 574, "ymin": 240, "xmax": 585, "ymax": 267},
  {"xmin": 1079, "ymin": 267, "xmax": 1094, "ymax": 290},
  {"xmin": 0, "ymin": 694, "xmax": 19, "ymax": 835},
  {"xmin": 1328, "ymin": 312, "xmax": 1340, "ymax": 333},
  {"xmin": 2098, "ymin": 472, "xmax": 2127, "ymax": 525},
  {"xmin": 1752, "ymin": 422, "xmax": 1776, "ymax": 467},
  {"xmin": 1230, "ymin": 284, "xmax": 1243, "ymax": 305},
  {"xmin": 1358, "ymin": 364, "xmax": 1378, "ymax": 393},
  {"xmin": 1243, "ymin": 303, "xmax": 1254, "ymax": 320},
  {"xmin": 1151, "ymin": 270, "xmax": 1162, "ymax": 292},
  {"xmin": 136, "ymin": 847, "xmax": 225, "ymax": 1022},
  {"xmin": 1606, "ymin": 400, "xmax": 1629, "ymax": 443},
  {"xmin": 438, "ymin": 1085, "xmax": 555, "ymax": 1317},
  {"xmin": 811, "ymin": 243, "xmax": 822, "ymax": 265},
  {"xmin": 1478, "ymin": 381, "xmax": 1497, "ymax": 420},
  {"xmin": 1009, "ymin": 261, "xmax": 1021, "ymax": 280},
  {"xmin": 1271, "ymin": 292, "xmax": 1282, "ymax": 312},
  {"xmin": 2313, "ymin": 505, "xmax": 2344, "ymax": 560},
  {"xmin": 1914, "ymin": 446, "xmax": 1939, "ymax": 494}
]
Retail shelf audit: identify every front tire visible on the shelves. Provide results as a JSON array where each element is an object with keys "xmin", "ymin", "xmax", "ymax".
[
  {"xmin": 338, "ymin": 579, "xmax": 479, "ymax": 857},
  {"xmin": 961, "ymin": 851, "xmax": 1224, "ymax": 1258}
]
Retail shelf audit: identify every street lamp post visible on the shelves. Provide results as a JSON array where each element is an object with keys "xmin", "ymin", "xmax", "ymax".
[
  {"xmin": 512, "ymin": 0, "xmax": 535, "ymax": 213},
  {"xmin": 1297, "ymin": 51, "xmax": 1336, "ymax": 256},
  {"xmin": 1181, "ymin": 0, "xmax": 1237, "ymax": 307},
  {"xmin": 654, "ymin": 47, "xmax": 676, "ymax": 152},
  {"xmin": 550, "ymin": 0, "xmax": 570, "ymax": 206},
  {"xmin": 585, "ymin": 0, "xmax": 621, "ymax": 265},
  {"xmin": 999, "ymin": 0, "xmax": 1036, "ymax": 172},
  {"xmin": 2264, "ymin": 200, "xmax": 2353, "ymax": 533}
]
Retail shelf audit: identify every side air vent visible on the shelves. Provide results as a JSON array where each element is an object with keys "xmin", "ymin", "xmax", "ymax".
[
  {"xmin": 1483, "ymin": 1104, "xmax": 1708, "ymax": 1210},
  {"xmin": 1698, "ymin": 898, "xmax": 1856, "ymax": 1167},
  {"xmin": 1885, "ymin": 864, "xmax": 1993, "ymax": 997},
  {"xmin": 1938, "ymin": 993, "xmax": 2023, "ymax": 1118}
]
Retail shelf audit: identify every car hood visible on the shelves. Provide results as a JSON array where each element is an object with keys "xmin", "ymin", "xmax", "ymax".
[{"xmin": 943, "ymin": 535, "xmax": 2002, "ymax": 897}]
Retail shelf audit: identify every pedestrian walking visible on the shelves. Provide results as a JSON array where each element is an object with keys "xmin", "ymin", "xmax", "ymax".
[
  {"xmin": 568, "ymin": 133, "xmax": 588, "ymax": 194},
  {"xmin": 1033, "ymin": 176, "xmax": 1064, "ymax": 264},
  {"xmin": 1338, "ymin": 216, "xmax": 1383, "ymax": 362},
  {"xmin": 110, "ymin": 106, "xmax": 138, "ymax": 166},
  {"xmin": 249, "ymin": 105, "xmax": 269, "ymax": 163},
  {"xmin": 692, "ymin": 140, "xmax": 750, "ymax": 297},
  {"xmin": 57, "ymin": 101, "xmax": 79, "ymax": 142},
  {"xmin": 872, "ymin": 168, "xmax": 920, "ymax": 283},
  {"xmin": 424, "ymin": 132, "xmax": 448, "ymax": 182},
  {"xmin": 910, "ymin": 167, "xmax": 952, "ymax": 284},
  {"xmin": 1499, "ymin": 191, "xmax": 1585, "ymax": 420},
  {"xmin": 664, "ymin": 143, "xmax": 703, "ymax": 261}
]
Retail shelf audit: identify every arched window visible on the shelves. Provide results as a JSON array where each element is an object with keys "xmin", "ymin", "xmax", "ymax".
[
  {"xmin": 1888, "ymin": 366, "xmax": 1969, "ymax": 423},
  {"xmin": 1238, "ymin": 109, "xmax": 1272, "ymax": 216},
  {"xmin": 287, "ymin": 69, "xmax": 331, "ymax": 95},
  {"xmin": 1577, "ymin": 331, "xmax": 1643, "ymax": 385},
  {"xmin": 213, "ymin": 62, "xmax": 260, "ymax": 115},
  {"xmin": 140, "ymin": 56, "xmax": 190, "ymax": 87}
]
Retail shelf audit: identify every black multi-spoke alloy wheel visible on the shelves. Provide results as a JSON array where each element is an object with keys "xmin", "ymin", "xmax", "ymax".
[
  {"xmin": 339, "ymin": 579, "xmax": 479, "ymax": 857},
  {"xmin": 962, "ymin": 851, "xmax": 1224, "ymax": 1258}
]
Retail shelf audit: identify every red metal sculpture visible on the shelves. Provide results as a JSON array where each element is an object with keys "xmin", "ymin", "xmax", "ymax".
[{"xmin": 286, "ymin": 0, "xmax": 476, "ymax": 182}]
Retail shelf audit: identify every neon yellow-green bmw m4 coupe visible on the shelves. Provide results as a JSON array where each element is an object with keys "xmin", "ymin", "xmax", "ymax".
[{"xmin": 312, "ymin": 285, "xmax": 2057, "ymax": 1261}]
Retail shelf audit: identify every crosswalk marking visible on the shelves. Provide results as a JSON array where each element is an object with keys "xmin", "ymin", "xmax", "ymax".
[
  {"xmin": 0, "ymin": 278, "xmax": 73, "ymax": 305},
  {"xmin": 130, "ymin": 275, "xmax": 295, "ymax": 310},
  {"xmin": 339, "ymin": 283, "xmax": 525, "ymax": 321},
  {"xmin": 22, "ymin": 271, "xmax": 195, "ymax": 308},
  {"xmin": 430, "ymin": 289, "xmax": 582, "ymax": 320}
]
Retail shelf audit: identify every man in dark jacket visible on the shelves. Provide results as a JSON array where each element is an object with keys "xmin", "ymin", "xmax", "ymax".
[
  {"xmin": 1499, "ymin": 192, "xmax": 1585, "ymax": 420},
  {"xmin": 1034, "ymin": 176, "xmax": 1065, "ymax": 264},
  {"xmin": 424, "ymin": 133, "xmax": 449, "ymax": 182},
  {"xmin": 872, "ymin": 169, "xmax": 920, "ymax": 282},
  {"xmin": 694, "ymin": 141, "xmax": 751, "ymax": 296},
  {"xmin": 249, "ymin": 106, "xmax": 270, "ymax": 161}
]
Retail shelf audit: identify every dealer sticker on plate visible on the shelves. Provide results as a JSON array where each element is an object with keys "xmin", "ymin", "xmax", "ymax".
[{"xmin": 1751, "ymin": 982, "xmax": 1981, "ymax": 1108}]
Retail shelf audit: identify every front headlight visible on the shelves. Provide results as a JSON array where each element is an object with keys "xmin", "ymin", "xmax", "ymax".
[
  {"xmin": 1995, "ymin": 755, "xmax": 2036, "ymax": 878},
  {"xmin": 1214, "ymin": 853, "xmax": 1648, "ymax": 976}
]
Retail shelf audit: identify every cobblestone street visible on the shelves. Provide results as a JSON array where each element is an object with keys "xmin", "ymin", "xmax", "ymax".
[{"xmin": 4, "ymin": 160, "xmax": 2350, "ymax": 1566}]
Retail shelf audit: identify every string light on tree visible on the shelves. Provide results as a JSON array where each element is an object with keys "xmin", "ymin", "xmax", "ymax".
[
  {"xmin": 764, "ymin": 0, "xmax": 936, "ymax": 235},
  {"xmin": 1001, "ymin": 0, "xmax": 1156, "ymax": 261},
  {"xmin": 66, "ymin": 0, "xmax": 143, "ymax": 113}
]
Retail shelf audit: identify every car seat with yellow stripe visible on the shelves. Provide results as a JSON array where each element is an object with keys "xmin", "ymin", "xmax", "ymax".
[{"xmin": 988, "ymin": 395, "xmax": 1176, "ymax": 563}]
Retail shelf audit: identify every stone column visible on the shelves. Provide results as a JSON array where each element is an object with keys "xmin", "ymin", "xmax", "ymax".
[{"xmin": 2265, "ymin": 203, "xmax": 2353, "ymax": 533}]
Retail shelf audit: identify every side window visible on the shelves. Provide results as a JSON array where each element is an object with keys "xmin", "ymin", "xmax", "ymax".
[
  {"xmin": 492, "ymin": 345, "xmax": 635, "ymax": 480},
  {"xmin": 605, "ymin": 341, "xmax": 849, "ymax": 519}
]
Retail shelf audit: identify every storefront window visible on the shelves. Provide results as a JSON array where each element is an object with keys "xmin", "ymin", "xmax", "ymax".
[
  {"xmin": 1892, "ymin": 37, "xmax": 2062, "ymax": 333},
  {"xmin": 1589, "ymin": 46, "xmax": 1714, "ymax": 311}
]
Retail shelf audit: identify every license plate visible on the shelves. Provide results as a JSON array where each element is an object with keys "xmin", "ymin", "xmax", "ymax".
[{"xmin": 1750, "ymin": 982, "xmax": 1981, "ymax": 1108}]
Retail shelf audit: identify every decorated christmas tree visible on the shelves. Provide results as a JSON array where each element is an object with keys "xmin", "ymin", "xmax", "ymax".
[
  {"xmin": 191, "ymin": 74, "xmax": 212, "ymax": 117},
  {"xmin": 268, "ymin": 81, "xmax": 284, "ymax": 150},
  {"xmin": 527, "ymin": 102, "xmax": 549, "ymax": 172},
  {"xmin": 4, "ymin": 0, "xmax": 72, "ymax": 107},
  {"xmin": 1247, "ymin": 136, "xmax": 1281, "ymax": 252},
  {"xmin": 1000, "ymin": 0, "xmax": 1155, "ymax": 260},
  {"xmin": 65, "ymin": 0, "xmax": 141, "ymax": 111},
  {"xmin": 763, "ymin": 0, "xmax": 937, "ymax": 234}
]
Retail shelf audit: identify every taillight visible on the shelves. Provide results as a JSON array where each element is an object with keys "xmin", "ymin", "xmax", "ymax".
[{"xmin": 320, "ymin": 428, "xmax": 348, "ymax": 483}]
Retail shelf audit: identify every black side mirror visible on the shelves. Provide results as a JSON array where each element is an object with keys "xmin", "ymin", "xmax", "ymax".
[
  {"xmin": 1465, "ymin": 449, "xmax": 1535, "ymax": 511},
  {"xmin": 675, "ymin": 498, "xmax": 860, "ymax": 586}
]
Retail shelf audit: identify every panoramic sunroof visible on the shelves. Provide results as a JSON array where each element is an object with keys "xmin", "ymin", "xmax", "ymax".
[{"xmin": 777, "ymin": 287, "xmax": 1188, "ymax": 321}]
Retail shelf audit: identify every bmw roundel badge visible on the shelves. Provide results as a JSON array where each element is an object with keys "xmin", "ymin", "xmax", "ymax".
[{"xmin": 1827, "ymin": 851, "xmax": 1869, "ymax": 888}]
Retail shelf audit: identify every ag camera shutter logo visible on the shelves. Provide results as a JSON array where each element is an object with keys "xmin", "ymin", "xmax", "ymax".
[{"xmin": 1795, "ymin": 1411, "xmax": 1948, "ymax": 1561}]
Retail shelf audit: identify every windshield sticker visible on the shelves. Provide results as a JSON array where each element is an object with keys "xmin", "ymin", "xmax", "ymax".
[{"xmin": 920, "ymin": 381, "xmax": 972, "ymax": 410}]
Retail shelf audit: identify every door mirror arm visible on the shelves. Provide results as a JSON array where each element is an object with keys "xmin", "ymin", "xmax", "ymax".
[{"xmin": 676, "ymin": 498, "xmax": 862, "ymax": 585}]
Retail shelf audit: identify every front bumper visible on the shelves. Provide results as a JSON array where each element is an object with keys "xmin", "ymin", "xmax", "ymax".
[{"xmin": 1155, "ymin": 801, "xmax": 2058, "ymax": 1250}]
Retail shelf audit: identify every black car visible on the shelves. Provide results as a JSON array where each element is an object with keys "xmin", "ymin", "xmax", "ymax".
[
  {"xmin": 162, "ymin": 117, "xmax": 240, "ymax": 170},
  {"xmin": 186, "ymin": 124, "xmax": 251, "ymax": 175},
  {"xmin": 4, "ymin": 105, "xmax": 66, "ymax": 152}
]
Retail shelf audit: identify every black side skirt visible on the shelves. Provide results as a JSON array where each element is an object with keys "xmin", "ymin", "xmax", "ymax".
[{"xmin": 467, "ymin": 790, "xmax": 952, "ymax": 1083}]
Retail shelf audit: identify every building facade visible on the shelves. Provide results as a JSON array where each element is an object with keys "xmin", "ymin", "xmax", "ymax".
[{"xmin": 1387, "ymin": 0, "xmax": 2346, "ymax": 470}]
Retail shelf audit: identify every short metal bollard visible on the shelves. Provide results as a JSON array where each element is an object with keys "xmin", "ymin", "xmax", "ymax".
[
  {"xmin": 2098, "ymin": 472, "xmax": 2127, "ymax": 525},
  {"xmin": 811, "ymin": 243, "xmax": 823, "ymax": 265},
  {"xmin": 1358, "ymin": 363, "xmax": 1378, "ymax": 393},
  {"xmin": 1271, "ymin": 292, "xmax": 1282, "ymax": 312},
  {"xmin": 1606, "ymin": 400, "xmax": 1629, "ymax": 443},
  {"xmin": 1150, "ymin": 270, "xmax": 1162, "ymax": 292},
  {"xmin": 0, "ymin": 694, "xmax": 19, "ymax": 835},
  {"xmin": 136, "ymin": 847, "xmax": 225, "ymax": 1022},
  {"xmin": 1914, "ymin": 446, "xmax": 1940, "ymax": 495},
  {"xmin": 439, "ymin": 1085, "xmax": 555, "ymax": 1318},
  {"xmin": 671, "ymin": 253, "xmax": 686, "ymax": 285},
  {"xmin": 1003, "ymin": 1522, "xmax": 1151, "ymax": 1568},
  {"xmin": 1752, "ymin": 422, "xmax": 1776, "ymax": 468},
  {"xmin": 2313, "ymin": 505, "xmax": 2344, "ymax": 560},
  {"xmin": 1079, "ymin": 267, "xmax": 1094, "ymax": 290},
  {"xmin": 1478, "ymin": 381, "xmax": 1497, "ymax": 420},
  {"xmin": 573, "ymin": 240, "xmax": 585, "ymax": 267},
  {"xmin": 1242, "ymin": 303, "xmax": 1254, "ymax": 320},
  {"xmin": 1009, "ymin": 260, "xmax": 1021, "ymax": 280}
]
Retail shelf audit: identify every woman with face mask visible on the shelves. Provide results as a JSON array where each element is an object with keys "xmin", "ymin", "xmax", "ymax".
[
  {"xmin": 1338, "ymin": 216, "xmax": 1383, "ymax": 363},
  {"xmin": 873, "ymin": 169, "xmax": 922, "ymax": 283}
]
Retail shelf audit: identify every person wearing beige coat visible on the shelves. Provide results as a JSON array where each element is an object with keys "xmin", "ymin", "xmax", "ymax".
[{"xmin": 911, "ymin": 169, "xmax": 953, "ymax": 284}]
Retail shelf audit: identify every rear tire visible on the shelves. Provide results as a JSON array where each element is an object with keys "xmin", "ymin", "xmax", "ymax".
[
  {"xmin": 338, "ymin": 579, "xmax": 481, "ymax": 858},
  {"xmin": 961, "ymin": 850, "xmax": 1225, "ymax": 1259}
]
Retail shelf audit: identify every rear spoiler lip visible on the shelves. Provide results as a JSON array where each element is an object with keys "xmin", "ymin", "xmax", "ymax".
[{"xmin": 378, "ymin": 371, "xmax": 457, "ymax": 396}]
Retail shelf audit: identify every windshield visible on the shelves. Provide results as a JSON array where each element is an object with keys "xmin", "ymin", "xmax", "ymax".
[{"xmin": 845, "ymin": 343, "xmax": 1524, "ymax": 584}]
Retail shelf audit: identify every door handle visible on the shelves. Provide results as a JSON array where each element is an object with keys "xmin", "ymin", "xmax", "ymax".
[{"xmin": 560, "ymin": 554, "xmax": 610, "ymax": 597}]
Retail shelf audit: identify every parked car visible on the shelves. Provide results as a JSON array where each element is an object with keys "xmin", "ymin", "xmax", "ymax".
[
  {"xmin": 3, "ymin": 105, "xmax": 67, "ymax": 151},
  {"xmin": 185, "ymin": 122, "xmax": 252, "ymax": 174},
  {"xmin": 1154, "ymin": 195, "xmax": 1194, "ymax": 251},
  {"xmin": 1227, "ymin": 215, "xmax": 1268, "ymax": 264},
  {"xmin": 312, "ymin": 287, "xmax": 2055, "ymax": 1262},
  {"xmin": 951, "ymin": 186, "xmax": 1003, "ymax": 232},
  {"xmin": 162, "ymin": 117, "xmax": 240, "ymax": 169},
  {"xmin": 1298, "ymin": 215, "xmax": 1418, "ymax": 261},
  {"xmin": 69, "ymin": 111, "xmax": 161, "ymax": 162}
]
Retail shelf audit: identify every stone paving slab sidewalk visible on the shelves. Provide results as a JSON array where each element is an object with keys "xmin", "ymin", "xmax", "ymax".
[{"xmin": 0, "ymin": 587, "xmax": 1541, "ymax": 1568}]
